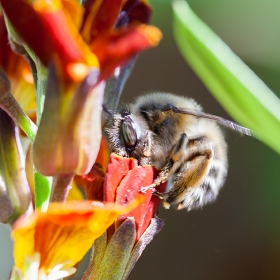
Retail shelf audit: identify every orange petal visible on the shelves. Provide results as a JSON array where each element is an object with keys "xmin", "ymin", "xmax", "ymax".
[
  {"xmin": 1, "ymin": 0, "xmax": 98, "ymax": 79},
  {"xmin": 91, "ymin": 24, "xmax": 162, "ymax": 81},
  {"xmin": 0, "ymin": 15, "xmax": 36, "ymax": 113},
  {"xmin": 61, "ymin": 0, "xmax": 85, "ymax": 30},
  {"xmin": 12, "ymin": 200, "xmax": 140, "ymax": 275}
]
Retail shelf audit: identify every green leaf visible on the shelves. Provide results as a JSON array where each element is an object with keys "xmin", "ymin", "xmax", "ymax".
[
  {"xmin": 34, "ymin": 169, "xmax": 52, "ymax": 211},
  {"xmin": 172, "ymin": 0, "xmax": 280, "ymax": 154}
]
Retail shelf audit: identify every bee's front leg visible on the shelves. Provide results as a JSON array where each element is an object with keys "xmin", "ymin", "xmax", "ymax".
[
  {"xmin": 140, "ymin": 133, "xmax": 188, "ymax": 194},
  {"xmin": 132, "ymin": 130, "xmax": 153, "ymax": 165}
]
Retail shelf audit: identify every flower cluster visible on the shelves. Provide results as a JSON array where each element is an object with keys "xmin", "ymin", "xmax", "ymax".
[{"xmin": 0, "ymin": 0, "xmax": 164, "ymax": 279}]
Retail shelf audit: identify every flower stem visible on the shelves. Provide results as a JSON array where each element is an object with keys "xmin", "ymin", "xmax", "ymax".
[
  {"xmin": 50, "ymin": 173, "xmax": 74, "ymax": 202},
  {"xmin": 34, "ymin": 58, "xmax": 47, "ymax": 125}
]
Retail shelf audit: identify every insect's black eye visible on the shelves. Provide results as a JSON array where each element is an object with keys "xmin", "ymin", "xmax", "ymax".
[{"xmin": 122, "ymin": 115, "xmax": 137, "ymax": 149}]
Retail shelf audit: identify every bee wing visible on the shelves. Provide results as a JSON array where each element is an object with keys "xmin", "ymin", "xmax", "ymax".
[{"xmin": 163, "ymin": 104, "xmax": 256, "ymax": 137}]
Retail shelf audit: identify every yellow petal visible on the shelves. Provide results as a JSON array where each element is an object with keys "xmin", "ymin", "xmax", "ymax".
[{"xmin": 12, "ymin": 199, "xmax": 141, "ymax": 276}]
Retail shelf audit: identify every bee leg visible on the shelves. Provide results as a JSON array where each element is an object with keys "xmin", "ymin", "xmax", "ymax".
[
  {"xmin": 169, "ymin": 133, "xmax": 188, "ymax": 161},
  {"xmin": 152, "ymin": 189, "xmax": 169, "ymax": 200},
  {"xmin": 139, "ymin": 161, "xmax": 172, "ymax": 193},
  {"xmin": 163, "ymin": 147, "xmax": 213, "ymax": 210},
  {"xmin": 142, "ymin": 130, "xmax": 152, "ymax": 158},
  {"xmin": 132, "ymin": 130, "xmax": 153, "ymax": 165},
  {"xmin": 138, "ymin": 130, "xmax": 152, "ymax": 164},
  {"xmin": 140, "ymin": 133, "xmax": 188, "ymax": 194}
]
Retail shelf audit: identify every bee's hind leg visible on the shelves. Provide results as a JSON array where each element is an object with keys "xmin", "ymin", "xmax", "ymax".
[{"xmin": 140, "ymin": 133, "xmax": 188, "ymax": 195}]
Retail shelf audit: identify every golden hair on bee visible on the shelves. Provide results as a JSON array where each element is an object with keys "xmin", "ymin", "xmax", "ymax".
[{"xmin": 103, "ymin": 92, "xmax": 254, "ymax": 211}]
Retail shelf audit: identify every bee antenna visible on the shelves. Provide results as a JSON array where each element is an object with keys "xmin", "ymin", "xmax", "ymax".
[{"xmin": 102, "ymin": 104, "xmax": 114, "ymax": 117}]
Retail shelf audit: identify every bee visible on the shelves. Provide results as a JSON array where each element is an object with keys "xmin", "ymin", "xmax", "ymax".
[{"xmin": 103, "ymin": 93, "xmax": 254, "ymax": 211}]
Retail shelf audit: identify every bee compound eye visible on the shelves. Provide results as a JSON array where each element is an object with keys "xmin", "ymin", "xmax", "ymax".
[{"xmin": 122, "ymin": 116, "xmax": 137, "ymax": 148}]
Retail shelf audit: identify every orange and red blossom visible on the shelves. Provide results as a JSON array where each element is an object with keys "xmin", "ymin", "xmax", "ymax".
[
  {"xmin": 1, "ymin": 0, "xmax": 162, "ymax": 176},
  {"xmin": 11, "ymin": 200, "xmax": 141, "ymax": 279},
  {"xmin": 78, "ymin": 153, "xmax": 167, "ymax": 241},
  {"xmin": 1, "ymin": 0, "xmax": 162, "ymax": 84},
  {"xmin": 1, "ymin": 0, "xmax": 98, "ymax": 83}
]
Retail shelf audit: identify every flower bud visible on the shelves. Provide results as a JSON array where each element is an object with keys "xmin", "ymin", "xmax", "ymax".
[{"xmin": 0, "ymin": 109, "xmax": 32, "ymax": 223}]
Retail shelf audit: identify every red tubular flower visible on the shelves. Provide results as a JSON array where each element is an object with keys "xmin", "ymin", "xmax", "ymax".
[
  {"xmin": 81, "ymin": 153, "xmax": 166, "ymax": 240},
  {"xmin": 77, "ymin": 153, "xmax": 167, "ymax": 279}
]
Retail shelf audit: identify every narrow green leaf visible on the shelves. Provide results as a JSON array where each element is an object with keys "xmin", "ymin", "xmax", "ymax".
[{"xmin": 172, "ymin": 0, "xmax": 280, "ymax": 154}]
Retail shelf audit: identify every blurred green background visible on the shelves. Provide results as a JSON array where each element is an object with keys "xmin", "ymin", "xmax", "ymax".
[{"xmin": 1, "ymin": 0, "xmax": 280, "ymax": 279}]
